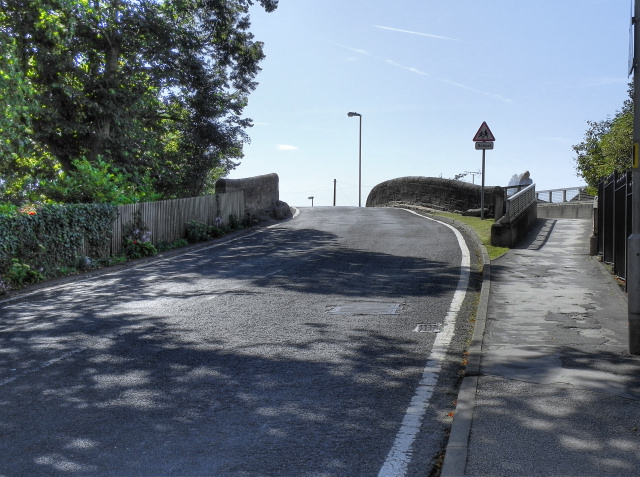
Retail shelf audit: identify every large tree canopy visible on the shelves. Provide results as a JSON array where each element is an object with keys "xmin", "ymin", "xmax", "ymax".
[
  {"xmin": 573, "ymin": 85, "xmax": 633, "ymax": 191},
  {"xmin": 0, "ymin": 0, "xmax": 277, "ymax": 202}
]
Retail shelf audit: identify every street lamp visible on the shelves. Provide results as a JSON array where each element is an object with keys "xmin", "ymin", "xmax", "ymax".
[
  {"xmin": 308, "ymin": 196, "xmax": 314, "ymax": 207},
  {"xmin": 348, "ymin": 112, "xmax": 362, "ymax": 207}
]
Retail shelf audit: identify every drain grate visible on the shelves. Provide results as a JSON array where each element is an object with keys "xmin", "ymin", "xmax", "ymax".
[
  {"xmin": 328, "ymin": 302, "xmax": 402, "ymax": 315},
  {"xmin": 414, "ymin": 323, "xmax": 442, "ymax": 333}
]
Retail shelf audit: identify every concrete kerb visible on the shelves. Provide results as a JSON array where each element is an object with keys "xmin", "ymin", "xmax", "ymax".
[
  {"xmin": 440, "ymin": 237, "xmax": 489, "ymax": 477},
  {"xmin": 591, "ymin": 255, "xmax": 629, "ymax": 305},
  {"xmin": 394, "ymin": 206, "xmax": 490, "ymax": 477}
]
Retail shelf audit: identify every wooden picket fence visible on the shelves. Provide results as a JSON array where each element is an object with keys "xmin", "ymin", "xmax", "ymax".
[{"xmin": 111, "ymin": 191, "xmax": 244, "ymax": 255}]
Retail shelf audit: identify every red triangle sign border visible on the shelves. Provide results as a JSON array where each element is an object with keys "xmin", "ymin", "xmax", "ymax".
[{"xmin": 473, "ymin": 121, "xmax": 495, "ymax": 142}]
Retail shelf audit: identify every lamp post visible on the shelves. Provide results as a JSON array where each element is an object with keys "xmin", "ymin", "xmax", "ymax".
[
  {"xmin": 308, "ymin": 196, "xmax": 314, "ymax": 207},
  {"xmin": 348, "ymin": 112, "xmax": 362, "ymax": 207}
]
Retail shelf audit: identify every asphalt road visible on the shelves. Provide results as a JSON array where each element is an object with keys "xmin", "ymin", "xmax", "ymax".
[{"xmin": 0, "ymin": 206, "xmax": 477, "ymax": 477}]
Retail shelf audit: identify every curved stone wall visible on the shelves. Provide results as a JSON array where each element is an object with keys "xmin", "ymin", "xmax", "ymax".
[{"xmin": 366, "ymin": 176, "xmax": 503, "ymax": 217}]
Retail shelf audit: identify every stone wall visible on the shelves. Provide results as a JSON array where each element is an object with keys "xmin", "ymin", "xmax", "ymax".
[
  {"xmin": 215, "ymin": 173, "xmax": 289, "ymax": 219},
  {"xmin": 366, "ymin": 176, "xmax": 504, "ymax": 217},
  {"xmin": 537, "ymin": 202, "xmax": 594, "ymax": 219},
  {"xmin": 491, "ymin": 201, "xmax": 538, "ymax": 248}
]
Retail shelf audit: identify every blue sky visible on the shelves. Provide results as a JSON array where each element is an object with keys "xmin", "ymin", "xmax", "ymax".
[{"xmin": 230, "ymin": 1, "xmax": 631, "ymax": 207}]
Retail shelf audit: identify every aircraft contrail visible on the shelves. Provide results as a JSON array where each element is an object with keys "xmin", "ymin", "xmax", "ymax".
[{"xmin": 374, "ymin": 25, "xmax": 460, "ymax": 41}]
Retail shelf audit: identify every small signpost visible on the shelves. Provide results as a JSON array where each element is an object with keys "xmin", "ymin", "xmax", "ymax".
[{"xmin": 473, "ymin": 121, "xmax": 495, "ymax": 219}]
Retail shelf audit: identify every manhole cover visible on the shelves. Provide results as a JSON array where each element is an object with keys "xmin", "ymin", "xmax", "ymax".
[
  {"xmin": 414, "ymin": 323, "xmax": 442, "ymax": 333},
  {"xmin": 328, "ymin": 302, "xmax": 402, "ymax": 315}
]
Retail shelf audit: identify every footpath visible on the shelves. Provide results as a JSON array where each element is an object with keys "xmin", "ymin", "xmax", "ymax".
[{"xmin": 442, "ymin": 218, "xmax": 640, "ymax": 477}]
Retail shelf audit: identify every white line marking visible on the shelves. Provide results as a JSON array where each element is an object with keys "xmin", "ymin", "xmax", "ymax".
[{"xmin": 378, "ymin": 210, "xmax": 470, "ymax": 477}]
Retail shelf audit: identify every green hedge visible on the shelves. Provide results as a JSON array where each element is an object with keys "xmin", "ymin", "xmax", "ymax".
[{"xmin": 0, "ymin": 204, "xmax": 118, "ymax": 276}]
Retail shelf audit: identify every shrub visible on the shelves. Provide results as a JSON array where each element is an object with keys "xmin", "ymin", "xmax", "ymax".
[
  {"xmin": 185, "ymin": 220, "xmax": 229, "ymax": 243},
  {"xmin": 228, "ymin": 214, "xmax": 240, "ymax": 230},
  {"xmin": 186, "ymin": 221, "xmax": 211, "ymax": 243},
  {"xmin": 55, "ymin": 266, "xmax": 78, "ymax": 277},
  {"xmin": 0, "ymin": 202, "xmax": 18, "ymax": 215},
  {"xmin": 0, "ymin": 203, "xmax": 118, "ymax": 276},
  {"xmin": 5, "ymin": 259, "xmax": 44, "ymax": 287},
  {"xmin": 209, "ymin": 226, "xmax": 225, "ymax": 238},
  {"xmin": 156, "ymin": 238, "xmax": 189, "ymax": 252},
  {"xmin": 123, "ymin": 239, "xmax": 157, "ymax": 259},
  {"xmin": 122, "ymin": 210, "xmax": 151, "ymax": 243},
  {"xmin": 121, "ymin": 210, "xmax": 157, "ymax": 259},
  {"xmin": 98, "ymin": 255, "xmax": 128, "ymax": 267}
]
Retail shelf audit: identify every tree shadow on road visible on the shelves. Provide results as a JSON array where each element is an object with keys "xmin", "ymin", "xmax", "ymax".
[
  {"xmin": 0, "ymin": 223, "xmax": 470, "ymax": 476},
  {"xmin": 0, "ymin": 309, "xmax": 443, "ymax": 476},
  {"xmin": 468, "ymin": 347, "xmax": 640, "ymax": 477}
]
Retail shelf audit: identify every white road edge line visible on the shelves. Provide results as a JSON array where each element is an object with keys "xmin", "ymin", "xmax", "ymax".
[{"xmin": 378, "ymin": 209, "xmax": 471, "ymax": 477}]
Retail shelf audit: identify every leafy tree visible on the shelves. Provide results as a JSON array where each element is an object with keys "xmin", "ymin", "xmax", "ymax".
[
  {"xmin": 0, "ymin": 21, "xmax": 56, "ymax": 200},
  {"xmin": 573, "ymin": 85, "xmax": 633, "ymax": 191},
  {"xmin": 0, "ymin": 0, "xmax": 278, "ymax": 202},
  {"xmin": 39, "ymin": 158, "xmax": 161, "ymax": 204}
]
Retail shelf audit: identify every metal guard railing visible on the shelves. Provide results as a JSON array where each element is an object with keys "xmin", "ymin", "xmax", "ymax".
[
  {"xmin": 506, "ymin": 183, "xmax": 536, "ymax": 222},
  {"xmin": 536, "ymin": 187, "xmax": 592, "ymax": 203}
]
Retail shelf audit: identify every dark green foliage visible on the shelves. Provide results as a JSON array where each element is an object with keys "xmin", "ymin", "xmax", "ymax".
[
  {"xmin": 573, "ymin": 84, "xmax": 633, "ymax": 191},
  {"xmin": 39, "ymin": 158, "xmax": 161, "ymax": 204},
  {"xmin": 121, "ymin": 210, "xmax": 157, "ymax": 259},
  {"xmin": 0, "ymin": 202, "xmax": 18, "ymax": 215},
  {"xmin": 156, "ymin": 238, "xmax": 189, "ymax": 252},
  {"xmin": 100, "ymin": 255, "xmax": 128, "ymax": 267},
  {"xmin": 228, "ymin": 214, "xmax": 240, "ymax": 230},
  {"xmin": 185, "ymin": 220, "xmax": 227, "ymax": 243},
  {"xmin": 0, "ymin": 203, "xmax": 118, "ymax": 278},
  {"xmin": 5, "ymin": 259, "xmax": 44, "ymax": 287},
  {"xmin": 0, "ymin": 0, "xmax": 279, "ymax": 202},
  {"xmin": 209, "ymin": 226, "xmax": 226, "ymax": 238},
  {"xmin": 123, "ymin": 239, "xmax": 158, "ymax": 259},
  {"xmin": 122, "ymin": 210, "xmax": 151, "ymax": 243},
  {"xmin": 186, "ymin": 221, "xmax": 212, "ymax": 243}
]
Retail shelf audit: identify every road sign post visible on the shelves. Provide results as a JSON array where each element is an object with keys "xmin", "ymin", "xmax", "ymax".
[{"xmin": 473, "ymin": 122, "xmax": 495, "ymax": 220}]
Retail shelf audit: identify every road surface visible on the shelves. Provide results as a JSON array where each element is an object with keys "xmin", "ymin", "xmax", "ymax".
[{"xmin": 0, "ymin": 206, "xmax": 477, "ymax": 476}]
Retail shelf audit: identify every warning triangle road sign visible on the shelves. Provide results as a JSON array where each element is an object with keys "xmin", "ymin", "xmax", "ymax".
[{"xmin": 473, "ymin": 121, "xmax": 495, "ymax": 142}]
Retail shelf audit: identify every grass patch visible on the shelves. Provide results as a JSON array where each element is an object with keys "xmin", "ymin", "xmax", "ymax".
[{"xmin": 431, "ymin": 211, "xmax": 509, "ymax": 260}]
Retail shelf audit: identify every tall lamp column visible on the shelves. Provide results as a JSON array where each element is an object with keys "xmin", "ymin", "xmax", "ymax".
[{"xmin": 348, "ymin": 112, "xmax": 362, "ymax": 207}]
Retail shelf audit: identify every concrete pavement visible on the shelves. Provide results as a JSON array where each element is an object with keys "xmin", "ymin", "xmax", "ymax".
[{"xmin": 442, "ymin": 218, "xmax": 640, "ymax": 477}]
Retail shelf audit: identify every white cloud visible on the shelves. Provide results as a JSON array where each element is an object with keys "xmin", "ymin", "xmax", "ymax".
[{"xmin": 277, "ymin": 145, "xmax": 299, "ymax": 151}]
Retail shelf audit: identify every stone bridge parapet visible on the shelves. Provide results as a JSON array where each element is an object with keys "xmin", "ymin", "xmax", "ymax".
[
  {"xmin": 366, "ymin": 176, "xmax": 504, "ymax": 217},
  {"xmin": 215, "ymin": 173, "xmax": 290, "ymax": 220}
]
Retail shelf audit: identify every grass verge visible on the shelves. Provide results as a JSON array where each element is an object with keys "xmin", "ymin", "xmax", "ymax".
[{"xmin": 431, "ymin": 211, "xmax": 509, "ymax": 260}]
